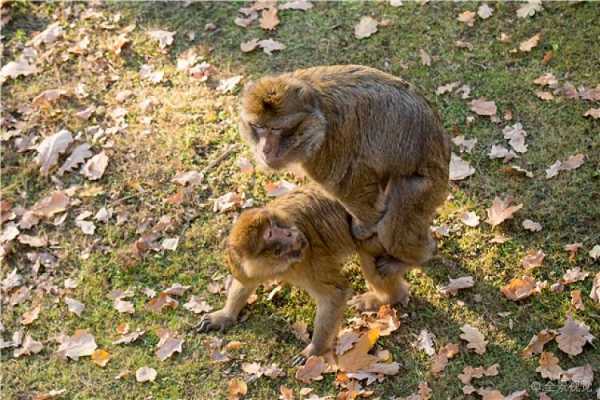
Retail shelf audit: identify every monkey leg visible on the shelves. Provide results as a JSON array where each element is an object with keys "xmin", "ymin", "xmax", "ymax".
[
  {"xmin": 375, "ymin": 176, "xmax": 439, "ymax": 273},
  {"xmin": 196, "ymin": 278, "xmax": 258, "ymax": 333},
  {"xmin": 349, "ymin": 250, "xmax": 410, "ymax": 311},
  {"xmin": 292, "ymin": 283, "xmax": 350, "ymax": 365}
]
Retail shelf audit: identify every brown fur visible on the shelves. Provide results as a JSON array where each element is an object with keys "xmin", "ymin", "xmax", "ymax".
[
  {"xmin": 197, "ymin": 186, "xmax": 408, "ymax": 358},
  {"xmin": 239, "ymin": 65, "xmax": 450, "ymax": 278}
]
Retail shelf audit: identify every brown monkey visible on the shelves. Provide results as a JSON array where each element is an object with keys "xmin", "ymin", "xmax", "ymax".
[
  {"xmin": 196, "ymin": 186, "xmax": 408, "ymax": 360},
  {"xmin": 239, "ymin": 65, "xmax": 451, "ymax": 283}
]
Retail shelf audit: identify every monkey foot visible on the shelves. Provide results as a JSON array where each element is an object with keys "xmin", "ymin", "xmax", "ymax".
[
  {"xmin": 195, "ymin": 312, "xmax": 235, "ymax": 333},
  {"xmin": 348, "ymin": 292, "xmax": 386, "ymax": 312},
  {"xmin": 291, "ymin": 354, "xmax": 307, "ymax": 367}
]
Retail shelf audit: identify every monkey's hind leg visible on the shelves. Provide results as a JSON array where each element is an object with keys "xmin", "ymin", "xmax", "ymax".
[{"xmin": 349, "ymin": 250, "xmax": 410, "ymax": 312}]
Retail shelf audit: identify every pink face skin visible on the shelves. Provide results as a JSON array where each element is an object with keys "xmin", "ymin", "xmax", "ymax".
[
  {"xmin": 262, "ymin": 222, "xmax": 307, "ymax": 262},
  {"xmin": 254, "ymin": 125, "xmax": 287, "ymax": 168}
]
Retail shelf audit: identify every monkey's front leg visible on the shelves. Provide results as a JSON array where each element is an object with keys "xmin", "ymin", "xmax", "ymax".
[
  {"xmin": 196, "ymin": 278, "xmax": 258, "ymax": 333},
  {"xmin": 292, "ymin": 285, "xmax": 350, "ymax": 366},
  {"xmin": 340, "ymin": 183, "xmax": 385, "ymax": 241}
]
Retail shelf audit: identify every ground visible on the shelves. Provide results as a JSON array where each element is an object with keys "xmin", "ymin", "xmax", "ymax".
[{"xmin": 1, "ymin": 2, "xmax": 599, "ymax": 400}]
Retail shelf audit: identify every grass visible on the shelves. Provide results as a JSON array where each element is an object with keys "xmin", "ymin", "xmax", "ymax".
[{"xmin": 1, "ymin": 1, "xmax": 599, "ymax": 399}]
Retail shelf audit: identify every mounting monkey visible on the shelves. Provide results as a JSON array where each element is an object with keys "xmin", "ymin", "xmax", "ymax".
[{"xmin": 197, "ymin": 186, "xmax": 408, "ymax": 360}]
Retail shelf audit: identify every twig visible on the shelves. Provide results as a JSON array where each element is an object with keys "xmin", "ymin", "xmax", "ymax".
[{"xmin": 200, "ymin": 143, "xmax": 240, "ymax": 177}]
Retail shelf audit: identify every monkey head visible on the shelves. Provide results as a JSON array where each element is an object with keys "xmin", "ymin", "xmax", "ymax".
[
  {"xmin": 239, "ymin": 76, "xmax": 327, "ymax": 170},
  {"xmin": 226, "ymin": 208, "xmax": 308, "ymax": 282}
]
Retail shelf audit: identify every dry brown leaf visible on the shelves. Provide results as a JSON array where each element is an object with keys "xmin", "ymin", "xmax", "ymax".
[
  {"xmin": 228, "ymin": 378, "xmax": 248, "ymax": 400},
  {"xmin": 295, "ymin": 355, "xmax": 326, "ymax": 383},
  {"xmin": 589, "ymin": 245, "xmax": 600, "ymax": 260},
  {"xmin": 0, "ymin": 56, "xmax": 38, "ymax": 82},
  {"xmin": 519, "ymin": 33, "xmax": 541, "ymax": 52},
  {"xmin": 35, "ymin": 130, "xmax": 73, "ymax": 176},
  {"xmin": 183, "ymin": 296, "xmax": 213, "ymax": 314},
  {"xmin": 555, "ymin": 315, "xmax": 594, "ymax": 356},
  {"xmin": 561, "ymin": 267, "xmax": 589, "ymax": 285},
  {"xmin": 439, "ymin": 276, "xmax": 474, "ymax": 296},
  {"xmin": 155, "ymin": 329, "xmax": 183, "ymax": 361},
  {"xmin": 436, "ymin": 81, "xmax": 460, "ymax": 95},
  {"xmin": 13, "ymin": 334, "xmax": 44, "ymax": 357},
  {"xmin": 56, "ymin": 329, "xmax": 97, "ymax": 360},
  {"xmin": 213, "ymin": 192, "xmax": 243, "ymax": 212},
  {"xmin": 535, "ymin": 91, "xmax": 554, "ymax": 101},
  {"xmin": 561, "ymin": 364, "xmax": 594, "ymax": 388},
  {"xmin": 415, "ymin": 329, "xmax": 436, "ymax": 356},
  {"xmin": 460, "ymin": 211, "xmax": 480, "ymax": 227},
  {"xmin": 113, "ymin": 330, "xmax": 145, "ymax": 345},
  {"xmin": 419, "ymin": 49, "xmax": 431, "ymax": 66},
  {"xmin": 457, "ymin": 10, "xmax": 476, "ymax": 27},
  {"xmin": 257, "ymin": 39, "xmax": 286, "ymax": 55},
  {"xmin": 279, "ymin": 0, "xmax": 313, "ymax": 10},
  {"xmin": 338, "ymin": 329, "xmax": 379, "ymax": 372},
  {"xmin": 501, "ymin": 276, "xmax": 540, "ymax": 301},
  {"xmin": 488, "ymin": 144, "xmax": 517, "ymax": 162},
  {"xmin": 260, "ymin": 7, "xmax": 279, "ymax": 30},
  {"xmin": 91, "ymin": 349, "xmax": 110, "ymax": 367},
  {"xmin": 458, "ymin": 363, "xmax": 499, "ymax": 384},
  {"xmin": 477, "ymin": 4, "xmax": 493, "ymax": 19},
  {"xmin": 517, "ymin": 0, "xmax": 543, "ymax": 18},
  {"xmin": 58, "ymin": 143, "xmax": 92, "ymax": 175},
  {"xmin": 29, "ymin": 22, "xmax": 63, "ymax": 46},
  {"xmin": 17, "ymin": 234, "xmax": 48, "ymax": 247},
  {"xmin": 291, "ymin": 321, "xmax": 310, "ymax": 343},
  {"xmin": 64, "ymin": 297, "xmax": 85, "ymax": 317},
  {"xmin": 32, "ymin": 89, "xmax": 68, "ymax": 108},
  {"xmin": 522, "ymin": 219, "xmax": 542, "ymax": 232},
  {"xmin": 536, "ymin": 351, "xmax": 563, "ymax": 380},
  {"xmin": 560, "ymin": 153, "xmax": 585, "ymax": 171},
  {"xmin": 172, "ymin": 170, "xmax": 203, "ymax": 186},
  {"xmin": 521, "ymin": 329, "xmax": 556, "ymax": 358},
  {"xmin": 590, "ymin": 272, "xmax": 600, "ymax": 303},
  {"xmin": 469, "ymin": 98, "xmax": 497, "ymax": 116},
  {"xmin": 265, "ymin": 180, "xmax": 298, "ymax": 197},
  {"xmin": 570, "ymin": 289, "xmax": 584, "ymax": 311},
  {"xmin": 241, "ymin": 38, "xmax": 260, "ymax": 53},
  {"xmin": 522, "ymin": 249, "xmax": 545, "ymax": 270},
  {"xmin": 113, "ymin": 299, "xmax": 134, "ymax": 314},
  {"xmin": 148, "ymin": 30, "xmax": 175, "ymax": 49},
  {"xmin": 135, "ymin": 366, "xmax": 157, "ymax": 382},
  {"xmin": 583, "ymin": 108, "xmax": 600, "ymax": 119},
  {"xmin": 459, "ymin": 324, "xmax": 487, "ymax": 354},
  {"xmin": 21, "ymin": 304, "xmax": 41, "ymax": 325},
  {"xmin": 502, "ymin": 123, "xmax": 528, "ymax": 153},
  {"xmin": 145, "ymin": 292, "xmax": 178, "ymax": 312},
  {"xmin": 354, "ymin": 16, "xmax": 378, "ymax": 39},
  {"xmin": 81, "ymin": 152, "xmax": 109, "ymax": 180},
  {"xmin": 486, "ymin": 196, "xmax": 523, "ymax": 227},
  {"xmin": 431, "ymin": 342, "xmax": 459, "ymax": 374},
  {"xmin": 452, "ymin": 135, "xmax": 477, "ymax": 153},
  {"xmin": 449, "ymin": 153, "xmax": 475, "ymax": 181},
  {"xmin": 533, "ymin": 73, "xmax": 558, "ymax": 87}
]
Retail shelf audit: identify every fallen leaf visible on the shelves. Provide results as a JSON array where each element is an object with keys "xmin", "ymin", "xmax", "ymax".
[
  {"xmin": 535, "ymin": 91, "xmax": 554, "ymax": 101},
  {"xmin": 21, "ymin": 304, "xmax": 41, "ymax": 325},
  {"xmin": 354, "ymin": 16, "xmax": 378, "ymax": 39},
  {"xmin": 1, "ymin": 222, "xmax": 19, "ymax": 243},
  {"xmin": 135, "ymin": 366, "xmax": 157, "ymax": 383},
  {"xmin": 0, "ymin": 56, "xmax": 38, "ymax": 82},
  {"xmin": 29, "ymin": 22, "xmax": 64, "ymax": 46},
  {"xmin": 522, "ymin": 219, "xmax": 542, "ymax": 232},
  {"xmin": 279, "ymin": 385, "xmax": 294, "ymax": 400},
  {"xmin": 58, "ymin": 143, "xmax": 92, "ymax": 175},
  {"xmin": 155, "ymin": 329, "xmax": 183, "ymax": 361},
  {"xmin": 148, "ymin": 30, "xmax": 175, "ymax": 49},
  {"xmin": 431, "ymin": 343, "xmax": 459, "ymax": 374},
  {"xmin": 570, "ymin": 290, "xmax": 584, "ymax": 311},
  {"xmin": 590, "ymin": 272, "xmax": 600, "ymax": 303},
  {"xmin": 291, "ymin": 321, "xmax": 310, "ymax": 343},
  {"xmin": 536, "ymin": 351, "xmax": 563, "ymax": 380},
  {"xmin": 561, "ymin": 364, "xmax": 594, "ymax": 388},
  {"xmin": 280, "ymin": 0, "xmax": 313, "ymax": 10},
  {"xmin": 488, "ymin": 144, "xmax": 517, "ymax": 162},
  {"xmin": 91, "ymin": 349, "xmax": 110, "ymax": 367},
  {"xmin": 439, "ymin": 276, "xmax": 474, "ymax": 296},
  {"xmin": 436, "ymin": 81, "xmax": 461, "ymax": 95},
  {"xmin": 35, "ymin": 130, "xmax": 73, "ymax": 176},
  {"xmin": 517, "ymin": 0, "xmax": 543, "ymax": 18},
  {"xmin": 265, "ymin": 180, "xmax": 298, "ymax": 197},
  {"xmin": 336, "ymin": 330, "xmax": 361, "ymax": 356},
  {"xmin": 173, "ymin": 170, "xmax": 203, "ymax": 186},
  {"xmin": 2, "ymin": 269, "xmax": 22, "ymax": 290},
  {"xmin": 583, "ymin": 108, "xmax": 600, "ymax": 119},
  {"xmin": 560, "ymin": 154, "xmax": 585, "ymax": 171},
  {"xmin": 561, "ymin": 267, "xmax": 589, "ymax": 284},
  {"xmin": 458, "ymin": 363, "xmax": 499, "ymax": 384},
  {"xmin": 81, "ymin": 151, "xmax": 109, "ymax": 180},
  {"xmin": 295, "ymin": 356, "xmax": 326, "ymax": 383},
  {"xmin": 145, "ymin": 292, "xmax": 178, "ymax": 312},
  {"xmin": 113, "ymin": 299, "xmax": 135, "ymax": 314},
  {"xmin": 555, "ymin": 315, "xmax": 594, "ymax": 356},
  {"xmin": 460, "ymin": 211, "xmax": 480, "ymax": 227},
  {"xmin": 460, "ymin": 324, "xmax": 487, "ymax": 354},
  {"xmin": 589, "ymin": 245, "xmax": 600, "ymax": 260},
  {"xmin": 64, "ymin": 297, "xmax": 85, "ymax": 317},
  {"xmin": 452, "ymin": 135, "xmax": 477, "ymax": 153},
  {"xmin": 183, "ymin": 296, "xmax": 213, "ymax": 314},
  {"xmin": 502, "ymin": 123, "xmax": 528, "ymax": 153},
  {"xmin": 522, "ymin": 249, "xmax": 545, "ymax": 270},
  {"xmin": 75, "ymin": 219, "xmax": 96, "ymax": 235},
  {"xmin": 449, "ymin": 153, "xmax": 475, "ymax": 180},
  {"xmin": 521, "ymin": 329, "xmax": 556, "ymax": 358},
  {"xmin": 228, "ymin": 377, "xmax": 247, "ymax": 400},
  {"xmin": 213, "ymin": 192, "xmax": 243, "ymax": 212},
  {"xmin": 338, "ymin": 328, "xmax": 379, "ymax": 372},
  {"xmin": 32, "ymin": 89, "xmax": 68, "ymax": 108},
  {"xmin": 113, "ymin": 330, "xmax": 146, "ymax": 345},
  {"xmin": 13, "ymin": 334, "xmax": 44, "ymax": 357},
  {"xmin": 485, "ymin": 196, "xmax": 523, "ymax": 227},
  {"xmin": 260, "ymin": 7, "xmax": 279, "ymax": 30},
  {"xmin": 161, "ymin": 237, "xmax": 179, "ymax": 251},
  {"xmin": 217, "ymin": 75, "xmax": 243, "ymax": 94},
  {"xmin": 419, "ymin": 49, "xmax": 431, "ymax": 66},
  {"xmin": 477, "ymin": 4, "xmax": 493, "ymax": 19},
  {"xmin": 519, "ymin": 33, "xmax": 541, "ymax": 52},
  {"xmin": 457, "ymin": 10, "xmax": 476, "ymax": 27},
  {"xmin": 258, "ymin": 38, "xmax": 285, "ymax": 55},
  {"xmin": 469, "ymin": 98, "xmax": 497, "ymax": 116},
  {"xmin": 415, "ymin": 329, "xmax": 436, "ymax": 356},
  {"xmin": 241, "ymin": 38, "xmax": 260, "ymax": 53},
  {"xmin": 56, "ymin": 330, "xmax": 97, "ymax": 360},
  {"xmin": 17, "ymin": 234, "xmax": 47, "ymax": 247},
  {"xmin": 545, "ymin": 160, "xmax": 562, "ymax": 179},
  {"xmin": 140, "ymin": 64, "xmax": 164, "ymax": 83},
  {"xmin": 501, "ymin": 276, "xmax": 540, "ymax": 301},
  {"xmin": 533, "ymin": 73, "xmax": 558, "ymax": 87}
]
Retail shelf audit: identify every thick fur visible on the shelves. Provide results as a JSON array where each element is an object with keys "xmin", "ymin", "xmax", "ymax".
[
  {"xmin": 239, "ymin": 65, "xmax": 451, "ymax": 271},
  {"xmin": 198, "ymin": 186, "xmax": 408, "ymax": 358}
]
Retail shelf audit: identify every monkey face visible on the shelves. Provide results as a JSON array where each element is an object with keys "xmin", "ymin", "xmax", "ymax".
[
  {"xmin": 239, "ymin": 78, "xmax": 327, "ymax": 170},
  {"xmin": 227, "ymin": 209, "xmax": 308, "ymax": 281}
]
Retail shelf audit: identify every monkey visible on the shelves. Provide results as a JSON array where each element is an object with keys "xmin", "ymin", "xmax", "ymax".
[
  {"xmin": 196, "ymin": 186, "xmax": 409, "ymax": 361},
  {"xmin": 238, "ymin": 65, "xmax": 451, "ymax": 288}
]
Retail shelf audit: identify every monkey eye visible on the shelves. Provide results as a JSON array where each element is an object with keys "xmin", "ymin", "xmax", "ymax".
[{"xmin": 271, "ymin": 128, "xmax": 283, "ymax": 135}]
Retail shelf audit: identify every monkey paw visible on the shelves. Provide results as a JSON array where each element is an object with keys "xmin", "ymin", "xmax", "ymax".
[
  {"xmin": 291, "ymin": 354, "xmax": 307, "ymax": 367},
  {"xmin": 195, "ymin": 311, "xmax": 236, "ymax": 333},
  {"xmin": 375, "ymin": 255, "xmax": 410, "ymax": 277},
  {"xmin": 348, "ymin": 292, "xmax": 385, "ymax": 312},
  {"xmin": 351, "ymin": 218, "xmax": 377, "ymax": 240}
]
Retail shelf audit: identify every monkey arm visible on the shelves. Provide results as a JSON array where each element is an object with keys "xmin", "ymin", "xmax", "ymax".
[{"xmin": 196, "ymin": 278, "xmax": 258, "ymax": 333}]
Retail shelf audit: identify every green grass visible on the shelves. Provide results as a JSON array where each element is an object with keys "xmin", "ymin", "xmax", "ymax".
[{"xmin": 1, "ymin": 1, "xmax": 599, "ymax": 399}]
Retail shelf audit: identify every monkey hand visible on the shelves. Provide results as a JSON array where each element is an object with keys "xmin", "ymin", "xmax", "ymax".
[
  {"xmin": 351, "ymin": 217, "xmax": 377, "ymax": 240},
  {"xmin": 348, "ymin": 292, "xmax": 385, "ymax": 311},
  {"xmin": 195, "ymin": 310, "xmax": 236, "ymax": 333}
]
